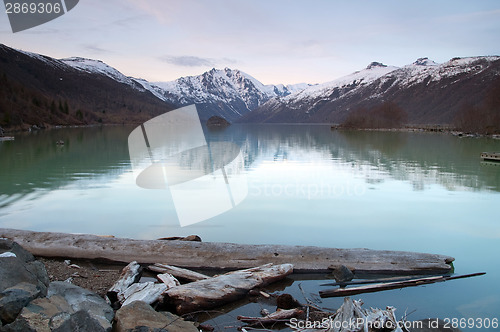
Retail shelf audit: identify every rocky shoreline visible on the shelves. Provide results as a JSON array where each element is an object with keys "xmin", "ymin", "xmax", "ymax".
[
  {"xmin": 0, "ymin": 238, "xmax": 300, "ymax": 332},
  {"xmin": 0, "ymin": 238, "xmax": 198, "ymax": 331},
  {"xmin": 1, "ymin": 237, "xmax": 467, "ymax": 332}
]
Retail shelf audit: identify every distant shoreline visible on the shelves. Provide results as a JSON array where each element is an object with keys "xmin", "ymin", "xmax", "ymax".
[
  {"xmin": 0, "ymin": 122, "xmax": 138, "ymax": 134},
  {"xmin": 331, "ymin": 124, "xmax": 500, "ymax": 139},
  {"xmin": 3, "ymin": 121, "xmax": 499, "ymax": 140}
]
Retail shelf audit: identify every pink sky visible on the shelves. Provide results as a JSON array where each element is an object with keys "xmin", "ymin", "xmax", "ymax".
[{"xmin": 1, "ymin": 0, "xmax": 499, "ymax": 85}]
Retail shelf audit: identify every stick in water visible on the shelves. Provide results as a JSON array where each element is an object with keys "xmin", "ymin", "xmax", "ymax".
[{"xmin": 319, "ymin": 272, "xmax": 486, "ymax": 298}]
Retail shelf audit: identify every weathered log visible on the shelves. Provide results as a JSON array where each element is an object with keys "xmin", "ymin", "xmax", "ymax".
[
  {"xmin": 107, "ymin": 261, "xmax": 142, "ymax": 303},
  {"xmin": 121, "ymin": 282, "xmax": 168, "ymax": 306},
  {"xmin": 0, "ymin": 228, "xmax": 455, "ymax": 274},
  {"xmin": 165, "ymin": 263, "xmax": 293, "ymax": 315},
  {"xmin": 238, "ymin": 308, "xmax": 303, "ymax": 325},
  {"xmin": 320, "ymin": 272, "xmax": 486, "ymax": 298},
  {"xmin": 148, "ymin": 263, "xmax": 210, "ymax": 281},
  {"xmin": 156, "ymin": 273, "xmax": 180, "ymax": 288}
]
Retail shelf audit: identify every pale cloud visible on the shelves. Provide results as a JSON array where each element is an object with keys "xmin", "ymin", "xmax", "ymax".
[
  {"xmin": 159, "ymin": 55, "xmax": 237, "ymax": 68},
  {"xmin": 160, "ymin": 55, "xmax": 215, "ymax": 67},
  {"xmin": 2, "ymin": 0, "xmax": 500, "ymax": 84},
  {"xmin": 83, "ymin": 44, "xmax": 112, "ymax": 54}
]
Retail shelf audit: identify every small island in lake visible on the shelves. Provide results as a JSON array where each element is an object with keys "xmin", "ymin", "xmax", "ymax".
[{"xmin": 206, "ymin": 115, "xmax": 231, "ymax": 128}]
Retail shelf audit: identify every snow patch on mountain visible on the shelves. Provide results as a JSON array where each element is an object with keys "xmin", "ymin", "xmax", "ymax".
[
  {"xmin": 376, "ymin": 56, "xmax": 500, "ymax": 89},
  {"xmin": 284, "ymin": 62, "xmax": 399, "ymax": 102},
  {"xmin": 61, "ymin": 57, "xmax": 135, "ymax": 86},
  {"xmin": 280, "ymin": 83, "xmax": 315, "ymax": 94},
  {"xmin": 412, "ymin": 57, "xmax": 438, "ymax": 66}
]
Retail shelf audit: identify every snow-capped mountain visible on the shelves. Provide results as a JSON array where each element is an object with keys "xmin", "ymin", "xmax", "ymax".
[
  {"xmin": 241, "ymin": 56, "xmax": 500, "ymax": 124},
  {"xmin": 280, "ymin": 62, "xmax": 399, "ymax": 104},
  {"xmin": 62, "ymin": 57, "xmax": 135, "ymax": 86},
  {"xmin": 61, "ymin": 56, "xmax": 312, "ymax": 121},
  {"xmin": 149, "ymin": 68, "xmax": 311, "ymax": 121},
  {"xmin": 3, "ymin": 42, "xmax": 500, "ymax": 127},
  {"xmin": 0, "ymin": 43, "xmax": 314, "ymax": 126}
]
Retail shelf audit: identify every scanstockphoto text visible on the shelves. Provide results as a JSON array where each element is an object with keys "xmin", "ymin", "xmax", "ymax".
[
  {"xmin": 287, "ymin": 317, "xmax": 499, "ymax": 330},
  {"xmin": 249, "ymin": 180, "xmax": 366, "ymax": 200},
  {"xmin": 249, "ymin": 177, "xmax": 366, "ymax": 200}
]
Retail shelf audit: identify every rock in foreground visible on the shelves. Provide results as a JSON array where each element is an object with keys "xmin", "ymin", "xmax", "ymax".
[
  {"xmin": 0, "ymin": 239, "xmax": 49, "ymax": 325},
  {"xmin": 1, "ymin": 281, "xmax": 114, "ymax": 331},
  {"xmin": 114, "ymin": 301, "xmax": 198, "ymax": 332}
]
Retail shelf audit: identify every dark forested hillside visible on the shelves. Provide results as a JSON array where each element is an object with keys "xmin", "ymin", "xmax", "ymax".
[{"xmin": 0, "ymin": 44, "xmax": 174, "ymax": 130}]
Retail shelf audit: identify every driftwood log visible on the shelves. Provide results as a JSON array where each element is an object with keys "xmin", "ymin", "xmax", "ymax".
[
  {"xmin": 0, "ymin": 228, "xmax": 454, "ymax": 274},
  {"xmin": 148, "ymin": 263, "xmax": 210, "ymax": 281},
  {"xmin": 121, "ymin": 282, "xmax": 168, "ymax": 306},
  {"xmin": 106, "ymin": 261, "xmax": 142, "ymax": 303},
  {"xmin": 165, "ymin": 263, "xmax": 293, "ymax": 315}
]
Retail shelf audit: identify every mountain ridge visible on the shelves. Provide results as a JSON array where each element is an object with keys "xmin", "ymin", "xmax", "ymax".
[
  {"xmin": 1, "ymin": 43, "xmax": 499, "ymax": 130},
  {"xmin": 150, "ymin": 67, "xmax": 312, "ymax": 121},
  {"xmin": 0, "ymin": 44, "xmax": 174, "ymax": 130},
  {"xmin": 240, "ymin": 56, "xmax": 500, "ymax": 124}
]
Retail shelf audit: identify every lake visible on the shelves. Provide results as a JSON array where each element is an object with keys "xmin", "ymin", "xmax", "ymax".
[{"xmin": 1, "ymin": 124, "xmax": 499, "ymax": 330}]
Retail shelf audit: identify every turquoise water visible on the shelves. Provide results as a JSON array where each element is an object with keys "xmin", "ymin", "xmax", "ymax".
[{"xmin": 1, "ymin": 125, "xmax": 499, "ymax": 328}]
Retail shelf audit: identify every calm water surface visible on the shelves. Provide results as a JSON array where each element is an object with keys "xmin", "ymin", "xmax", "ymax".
[{"xmin": 1, "ymin": 125, "xmax": 499, "ymax": 329}]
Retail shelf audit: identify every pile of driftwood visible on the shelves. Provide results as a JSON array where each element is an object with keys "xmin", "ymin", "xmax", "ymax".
[
  {"xmin": 105, "ymin": 261, "xmax": 293, "ymax": 316},
  {"xmin": 103, "ymin": 261, "xmax": 439, "ymax": 332},
  {"xmin": 287, "ymin": 297, "xmax": 405, "ymax": 332},
  {"xmin": 235, "ymin": 295, "xmax": 409, "ymax": 332}
]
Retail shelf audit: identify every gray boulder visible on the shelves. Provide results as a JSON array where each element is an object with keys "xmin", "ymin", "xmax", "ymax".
[
  {"xmin": 0, "ymin": 295, "xmax": 73, "ymax": 331},
  {"xmin": 330, "ymin": 265, "xmax": 354, "ymax": 283},
  {"xmin": 52, "ymin": 310, "xmax": 109, "ymax": 332},
  {"xmin": 48, "ymin": 281, "xmax": 114, "ymax": 331},
  {"xmin": 0, "ymin": 282, "xmax": 41, "ymax": 324},
  {"xmin": 114, "ymin": 301, "xmax": 198, "ymax": 332},
  {"xmin": 0, "ymin": 239, "xmax": 49, "ymax": 295},
  {"xmin": 0, "ymin": 239, "xmax": 49, "ymax": 325},
  {"xmin": 1, "ymin": 282, "xmax": 114, "ymax": 332},
  {"xmin": 0, "ymin": 239, "xmax": 34, "ymax": 264}
]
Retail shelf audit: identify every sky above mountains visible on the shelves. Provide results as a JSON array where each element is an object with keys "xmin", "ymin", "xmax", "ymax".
[{"xmin": 1, "ymin": 0, "xmax": 500, "ymax": 85}]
